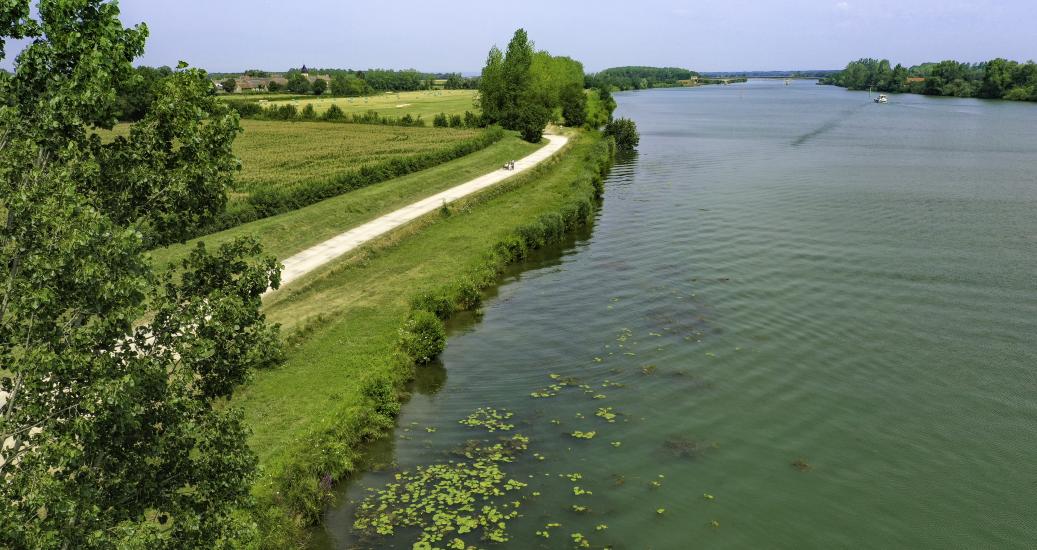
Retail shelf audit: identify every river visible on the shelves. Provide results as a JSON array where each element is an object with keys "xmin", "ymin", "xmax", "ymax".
[{"xmin": 313, "ymin": 79, "xmax": 1037, "ymax": 548}]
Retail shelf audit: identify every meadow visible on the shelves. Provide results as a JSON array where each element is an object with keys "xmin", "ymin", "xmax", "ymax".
[{"xmin": 261, "ymin": 89, "xmax": 478, "ymax": 122}]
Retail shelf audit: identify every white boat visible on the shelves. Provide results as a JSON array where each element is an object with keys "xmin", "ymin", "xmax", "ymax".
[{"xmin": 874, "ymin": 94, "xmax": 888, "ymax": 104}]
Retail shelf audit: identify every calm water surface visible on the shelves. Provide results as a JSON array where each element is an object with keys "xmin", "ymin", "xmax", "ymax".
[{"xmin": 315, "ymin": 80, "xmax": 1037, "ymax": 548}]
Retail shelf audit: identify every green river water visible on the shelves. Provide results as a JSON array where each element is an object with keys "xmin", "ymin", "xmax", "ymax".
[{"xmin": 314, "ymin": 79, "xmax": 1037, "ymax": 549}]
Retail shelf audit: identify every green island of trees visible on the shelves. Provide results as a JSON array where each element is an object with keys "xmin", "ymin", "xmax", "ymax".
[
  {"xmin": 586, "ymin": 66, "xmax": 698, "ymax": 90},
  {"xmin": 821, "ymin": 58, "xmax": 1037, "ymax": 101}
]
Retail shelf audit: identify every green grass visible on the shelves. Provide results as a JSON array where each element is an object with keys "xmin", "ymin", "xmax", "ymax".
[
  {"xmin": 263, "ymin": 89, "xmax": 478, "ymax": 122},
  {"xmin": 148, "ymin": 133, "xmax": 542, "ymax": 280},
  {"xmin": 238, "ymin": 130, "xmax": 613, "ymax": 546}
]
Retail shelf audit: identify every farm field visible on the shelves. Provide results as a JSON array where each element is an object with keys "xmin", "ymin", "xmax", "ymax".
[
  {"xmin": 148, "ymin": 133, "xmax": 543, "ymax": 276},
  {"xmin": 97, "ymin": 119, "xmax": 482, "ymax": 198},
  {"xmin": 261, "ymin": 89, "xmax": 478, "ymax": 122}
]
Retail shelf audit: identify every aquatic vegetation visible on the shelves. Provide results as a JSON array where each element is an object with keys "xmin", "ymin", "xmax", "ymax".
[
  {"xmin": 352, "ymin": 456, "xmax": 527, "ymax": 545},
  {"xmin": 570, "ymin": 430, "xmax": 597, "ymax": 439},
  {"xmin": 571, "ymin": 532, "xmax": 591, "ymax": 548},
  {"xmin": 662, "ymin": 436, "xmax": 709, "ymax": 459},
  {"xmin": 592, "ymin": 394, "xmax": 607, "ymax": 400},
  {"xmin": 595, "ymin": 407, "xmax": 617, "ymax": 423},
  {"xmin": 641, "ymin": 365, "xmax": 657, "ymax": 375},
  {"xmin": 595, "ymin": 524, "xmax": 608, "ymax": 531},
  {"xmin": 703, "ymin": 493, "xmax": 715, "ymax": 501},
  {"xmin": 571, "ymin": 505, "xmax": 588, "ymax": 513},
  {"xmin": 563, "ymin": 473, "xmax": 583, "ymax": 482},
  {"xmin": 610, "ymin": 441, "xmax": 622, "ymax": 448},
  {"xmin": 791, "ymin": 457, "xmax": 812, "ymax": 471},
  {"xmin": 656, "ymin": 508, "xmax": 667, "ymax": 515},
  {"xmin": 650, "ymin": 480, "xmax": 662, "ymax": 489},
  {"xmin": 711, "ymin": 520, "xmax": 721, "ymax": 528},
  {"xmin": 459, "ymin": 408, "xmax": 515, "ymax": 432},
  {"xmin": 572, "ymin": 486, "xmax": 593, "ymax": 496}
]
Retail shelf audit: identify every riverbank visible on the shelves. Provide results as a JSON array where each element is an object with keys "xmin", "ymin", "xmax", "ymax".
[{"xmin": 247, "ymin": 130, "xmax": 615, "ymax": 547}]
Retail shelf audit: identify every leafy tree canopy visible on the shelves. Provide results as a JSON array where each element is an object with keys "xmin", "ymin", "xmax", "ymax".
[{"xmin": 0, "ymin": 1, "xmax": 283, "ymax": 547}]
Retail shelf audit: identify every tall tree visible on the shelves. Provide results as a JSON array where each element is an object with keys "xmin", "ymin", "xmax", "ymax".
[
  {"xmin": 0, "ymin": 1, "xmax": 282, "ymax": 547},
  {"xmin": 221, "ymin": 77, "xmax": 237, "ymax": 93}
]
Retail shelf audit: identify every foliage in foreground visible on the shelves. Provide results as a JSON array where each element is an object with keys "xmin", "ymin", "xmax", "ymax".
[{"xmin": 0, "ymin": 1, "xmax": 281, "ymax": 547}]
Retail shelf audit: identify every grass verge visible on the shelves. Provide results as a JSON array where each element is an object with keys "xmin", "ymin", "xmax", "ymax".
[{"xmin": 242, "ymin": 130, "xmax": 615, "ymax": 547}]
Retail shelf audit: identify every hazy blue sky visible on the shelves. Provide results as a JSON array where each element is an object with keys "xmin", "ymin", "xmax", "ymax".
[{"xmin": 10, "ymin": 0, "xmax": 1037, "ymax": 72}]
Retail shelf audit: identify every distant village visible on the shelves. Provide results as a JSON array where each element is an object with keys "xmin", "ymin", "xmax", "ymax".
[{"xmin": 214, "ymin": 66, "xmax": 331, "ymax": 93}]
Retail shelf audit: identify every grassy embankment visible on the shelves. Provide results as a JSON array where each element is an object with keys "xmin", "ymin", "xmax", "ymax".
[
  {"xmin": 262, "ymin": 89, "xmax": 478, "ymax": 121},
  {"xmin": 233, "ymin": 130, "xmax": 614, "ymax": 547},
  {"xmin": 149, "ymin": 133, "xmax": 542, "ymax": 281}
]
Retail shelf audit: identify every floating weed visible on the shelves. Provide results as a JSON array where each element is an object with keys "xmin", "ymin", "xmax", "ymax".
[
  {"xmin": 425, "ymin": 427, "xmax": 436, "ymax": 433},
  {"xmin": 711, "ymin": 520, "xmax": 721, "ymax": 528},
  {"xmin": 572, "ymin": 486, "xmax": 593, "ymax": 496},
  {"xmin": 610, "ymin": 441, "xmax": 622, "ymax": 448},
  {"xmin": 571, "ymin": 505, "xmax": 588, "ymax": 513},
  {"xmin": 791, "ymin": 457, "xmax": 812, "ymax": 471},
  {"xmin": 596, "ymin": 408, "xmax": 617, "ymax": 423},
  {"xmin": 571, "ymin": 532, "xmax": 591, "ymax": 548},
  {"xmin": 595, "ymin": 524, "xmax": 609, "ymax": 531},
  {"xmin": 650, "ymin": 480, "xmax": 662, "ymax": 489},
  {"xmin": 530, "ymin": 390, "xmax": 557, "ymax": 398},
  {"xmin": 703, "ymin": 493, "xmax": 715, "ymax": 500},
  {"xmin": 563, "ymin": 473, "xmax": 583, "ymax": 482},
  {"xmin": 459, "ymin": 407, "xmax": 515, "ymax": 432},
  {"xmin": 641, "ymin": 365, "xmax": 657, "ymax": 375},
  {"xmin": 705, "ymin": 352, "xmax": 716, "ymax": 358},
  {"xmin": 594, "ymin": 357, "xmax": 603, "ymax": 363},
  {"xmin": 570, "ymin": 431, "xmax": 597, "ymax": 440},
  {"xmin": 593, "ymin": 394, "xmax": 607, "ymax": 400},
  {"xmin": 656, "ymin": 508, "xmax": 667, "ymax": 515},
  {"xmin": 550, "ymin": 419, "xmax": 562, "ymax": 425}
]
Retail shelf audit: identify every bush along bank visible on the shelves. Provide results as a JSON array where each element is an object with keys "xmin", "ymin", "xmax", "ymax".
[
  {"xmin": 198, "ymin": 126, "xmax": 505, "ymax": 238},
  {"xmin": 251, "ymin": 131, "xmax": 616, "ymax": 548}
]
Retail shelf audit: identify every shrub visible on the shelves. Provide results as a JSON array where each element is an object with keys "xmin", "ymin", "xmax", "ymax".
[
  {"xmin": 301, "ymin": 103, "xmax": 316, "ymax": 120},
  {"xmin": 448, "ymin": 114, "xmax": 463, "ymax": 128},
  {"xmin": 398, "ymin": 310, "xmax": 446, "ymax": 364},
  {"xmin": 452, "ymin": 277, "xmax": 482, "ymax": 310},
  {"xmin": 410, "ymin": 290, "xmax": 454, "ymax": 319},
  {"xmin": 516, "ymin": 102, "xmax": 551, "ymax": 143},
  {"xmin": 433, "ymin": 112, "xmax": 449, "ymax": 127},
  {"xmin": 604, "ymin": 117, "xmax": 639, "ymax": 151},
  {"xmin": 272, "ymin": 104, "xmax": 298, "ymax": 120},
  {"xmin": 362, "ymin": 378, "xmax": 401, "ymax": 418},
  {"xmin": 463, "ymin": 110, "xmax": 480, "ymax": 128},
  {"xmin": 323, "ymin": 104, "xmax": 345, "ymax": 121},
  {"xmin": 231, "ymin": 101, "xmax": 263, "ymax": 117}
]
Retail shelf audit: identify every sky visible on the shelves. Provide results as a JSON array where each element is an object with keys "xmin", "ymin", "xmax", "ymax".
[{"xmin": 6, "ymin": 0, "xmax": 1037, "ymax": 73}]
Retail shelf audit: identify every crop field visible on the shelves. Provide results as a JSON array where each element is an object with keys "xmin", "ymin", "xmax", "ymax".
[
  {"xmin": 261, "ymin": 89, "xmax": 478, "ymax": 122},
  {"xmin": 229, "ymin": 120, "xmax": 480, "ymax": 195},
  {"xmin": 98, "ymin": 119, "xmax": 482, "ymax": 198}
]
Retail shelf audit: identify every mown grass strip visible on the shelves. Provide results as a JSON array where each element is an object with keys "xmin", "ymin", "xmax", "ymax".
[{"xmin": 242, "ymin": 130, "xmax": 615, "ymax": 547}]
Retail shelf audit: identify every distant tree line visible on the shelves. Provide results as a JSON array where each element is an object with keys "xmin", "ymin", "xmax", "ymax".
[
  {"xmin": 585, "ymin": 66, "xmax": 698, "ymax": 91},
  {"xmin": 821, "ymin": 58, "xmax": 1037, "ymax": 101},
  {"xmin": 479, "ymin": 29, "xmax": 617, "ymax": 142}
]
